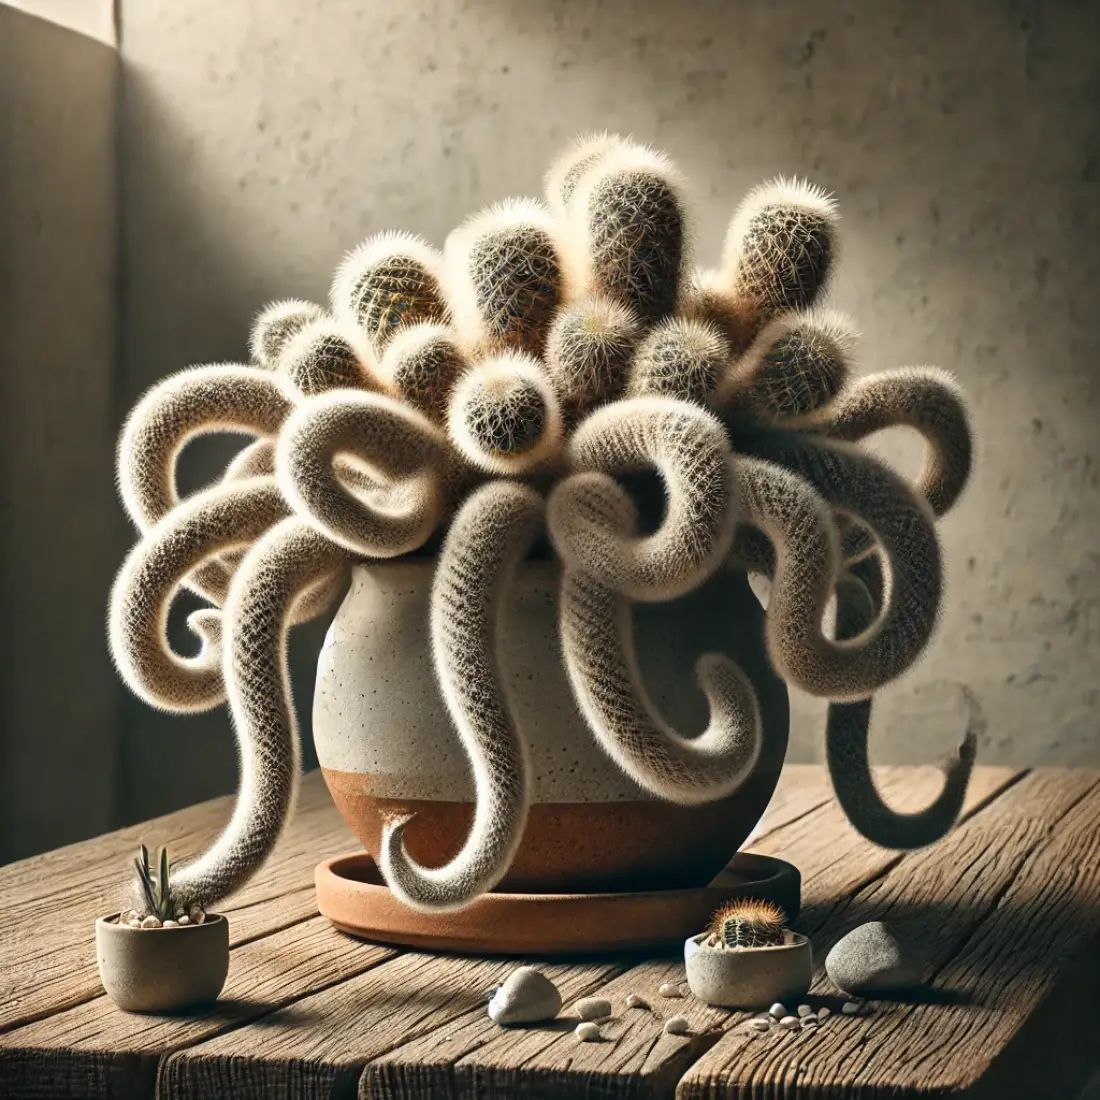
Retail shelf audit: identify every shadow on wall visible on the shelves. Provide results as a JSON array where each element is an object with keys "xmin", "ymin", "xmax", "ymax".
[{"xmin": 113, "ymin": 0, "xmax": 1100, "ymax": 824}]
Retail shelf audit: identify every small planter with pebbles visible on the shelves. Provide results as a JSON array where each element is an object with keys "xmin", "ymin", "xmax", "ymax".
[
  {"xmin": 96, "ymin": 846, "xmax": 229, "ymax": 1014},
  {"xmin": 685, "ymin": 899, "xmax": 811, "ymax": 1009}
]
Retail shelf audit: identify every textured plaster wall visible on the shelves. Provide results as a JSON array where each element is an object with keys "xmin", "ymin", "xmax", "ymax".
[
  {"xmin": 116, "ymin": 0, "xmax": 1100, "ymax": 819},
  {"xmin": 1, "ymin": 6, "xmax": 121, "ymax": 860}
]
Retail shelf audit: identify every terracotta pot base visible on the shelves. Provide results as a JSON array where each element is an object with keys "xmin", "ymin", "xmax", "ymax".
[{"xmin": 314, "ymin": 851, "xmax": 801, "ymax": 956}]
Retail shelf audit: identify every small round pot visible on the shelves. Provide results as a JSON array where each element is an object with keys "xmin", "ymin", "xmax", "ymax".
[
  {"xmin": 314, "ymin": 559, "xmax": 789, "ymax": 894},
  {"xmin": 95, "ymin": 914, "xmax": 229, "ymax": 1013},
  {"xmin": 684, "ymin": 931, "xmax": 812, "ymax": 1009}
]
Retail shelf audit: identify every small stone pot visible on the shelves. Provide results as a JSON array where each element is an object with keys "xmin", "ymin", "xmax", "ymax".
[
  {"xmin": 684, "ymin": 931, "xmax": 812, "ymax": 1009},
  {"xmin": 95, "ymin": 913, "xmax": 229, "ymax": 1013}
]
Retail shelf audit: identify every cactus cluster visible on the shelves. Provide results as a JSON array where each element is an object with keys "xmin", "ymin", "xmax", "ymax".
[{"xmin": 109, "ymin": 132, "xmax": 976, "ymax": 917}]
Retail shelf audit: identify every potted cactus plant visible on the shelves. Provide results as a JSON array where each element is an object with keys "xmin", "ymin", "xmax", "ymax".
[
  {"xmin": 105, "ymin": 131, "xmax": 975, "ymax": 959},
  {"xmin": 96, "ymin": 846, "xmax": 229, "ymax": 1012}
]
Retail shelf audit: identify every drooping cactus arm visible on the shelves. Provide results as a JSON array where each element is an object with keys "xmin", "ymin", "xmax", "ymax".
[
  {"xmin": 379, "ymin": 482, "xmax": 544, "ymax": 912},
  {"xmin": 735, "ymin": 442, "xmax": 942, "ymax": 700},
  {"xmin": 547, "ymin": 396, "xmax": 738, "ymax": 602},
  {"xmin": 117, "ymin": 364, "xmax": 293, "ymax": 534},
  {"xmin": 249, "ymin": 299, "xmax": 326, "ymax": 368},
  {"xmin": 108, "ymin": 477, "xmax": 290, "ymax": 714},
  {"xmin": 821, "ymin": 367, "xmax": 974, "ymax": 519},
  {"xmin": 276, "ymin": 390, "xmax": 447, "ymax": 558},
  {"xmin": 170, "ymin": 518, "xmax": 354, "ymax": 913},
  {"xmin": 560, "ymin": 565, "xmax": 761, "ymax": 804},
  {"xmin": 826, "ymin": 556, "xmax": 977, "ymax": 848}
]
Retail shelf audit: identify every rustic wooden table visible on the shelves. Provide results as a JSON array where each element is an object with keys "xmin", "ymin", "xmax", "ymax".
[{"xmin": 1, "ymin": 765, "xmax": 1098, "ymax": 1099}]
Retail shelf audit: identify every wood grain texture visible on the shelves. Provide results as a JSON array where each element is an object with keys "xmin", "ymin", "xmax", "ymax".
[
  {"xmin": 678, "ymin": 768, "xmax": 1100, "ymax": 1099},
  {"xmin": 357, "ymin": 766, "xmax": 1024, "ymax": 1100},
  {"xmin": 0, "ymin": 771, "xmax": 353, "ymax": 1033},
  {"xmin": 0, "ymin": 917, "xmax": 395, "ymax": 1100}
]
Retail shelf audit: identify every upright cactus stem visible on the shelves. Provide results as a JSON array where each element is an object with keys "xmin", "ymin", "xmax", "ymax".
[{"xmin": 708, "ymin": 899, "xmax": 787, "ymax": 948}]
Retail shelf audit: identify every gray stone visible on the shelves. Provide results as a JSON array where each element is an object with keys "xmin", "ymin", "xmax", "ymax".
[
  {"xmin": 826, "ymin": 922, "xmax": 922, "ymax": 994},
  {"xmin": 574, "ymin": 997, "xmax": 612, "ymax": 1021},
  {"xmin": 664, "ymin": 1016, "xmax": 690, "ymax": 1035},
  {"xmin": 487, "ymin": 967, "xmax": 562, "ymax": 1026}
]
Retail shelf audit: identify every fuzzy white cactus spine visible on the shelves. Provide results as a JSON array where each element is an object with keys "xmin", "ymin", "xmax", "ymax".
[
  {"xmin": 547, "ymin": 397, "xmax": 738, "ymax": 601},
  {"xmin": 720, "ymin": 177, "xmax": 839, "ymax": 324},
  {"xmin": 443, "ymin": 199, "xmax": 564, "ymax": 359},
  {"xmin": 559, "ymin": 565, "xmax": 762, "ymax": 803},
  {"xmin": 330, "ymin": 231, "xmax": 449, "ymax": 359},
  {"xmin": 545, "ymin": 295, "xmax": 640, "ymax": 422},
  {"xmin": 719, "ymin": 310, "xmax": 858, "ymax": 424},
  {"xmin": 276, "ymin": 391, "xmax": 448, "ymax": 558},
  {"xmin": 544, "ymin": 131, "xmax": 628, "ymax": 214},
  {"xmin": 249, "ymin": 299, "xmax": 326, "ymax": 368},
  {"xmin": 826, "ymin": 559, "xmax": 977, "ymax": 847},
  {"xmin": 564, "ymin": 143, "xmax": 690, "ymax": 326},
  {"xmin": 380, "ymin": 481, "xmax": 544, "ymax": 911},
  {"xmin": 736, "ymin": 442, "xmax": 942, "ymax": 700},
  {"xmin": 823, "ymin": 366, "xmax": 974, "ymax": 519},
  {"xmin": 628, "ymin": 317, "xmax": 730, "ymax": 406},
  {"xmin": 446, "ymin": 351, "xmax": 564, "ymax": 475},
  {"xmin": 166, "ymin": 518, "xmax": 354, "ymax": 912},
  {"xmin": 277, "ymin": 317, "xmax": 387, "ymax": 398},
  {"xmin": 118, "ymin": 363, "xmax": 292, "ymax": 533},
  {"xmin": 108, "ymin": 478, "xmax": 289, "ymax": 714}
]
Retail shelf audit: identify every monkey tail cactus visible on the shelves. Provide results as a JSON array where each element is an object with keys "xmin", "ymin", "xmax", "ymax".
[{"xmin": 106, "ymin": 130, "xmax": 980, "ymax": 923}]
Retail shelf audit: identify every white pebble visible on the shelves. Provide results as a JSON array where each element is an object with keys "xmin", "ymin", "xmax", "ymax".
[
  {"xmin": 575, "ymin": 1021, "xmax": 601, "ymax": 1042},
  {"xmin": 575, "ymin": 998, "xmax": 612, "ymax": 1021},
  {"xmin": 190, "ymin": 906, "xmax": 206, "ymax": 925},
  {"xmin": 140, "ymin": 915, "xmax": 161, "ymax": 929},
  {"xmin": 841, "ymin": 1001, "xmax": 863, "ymax": 1015},
  {"xmin": 801, "ymin": 1017, "xmax": 820, "ymax": 1030},
  {"xmin": 817, "ymin": 1007, "xmax": 831, "ymax": 1020},
  {"xmin": 663, "ymin": 1016, "xmax": 690, "ymax": 1035},
  {"xmin": 779, "ymin": 1016, "xmax": 800, "ymax": 1030},
  {"xmin": 178, "ymin": 914, "xmax": 190, "ymax": 926},
  {"xmin": 749, "ymin": 1018, "xmax": 771, "ymax": 1032},
  {"xmin": 128, "ymin": 917, "xmax": 141, "ymax": 928},
  {"xmin": 626, "ymin": 993, "xmax": 649, "ymax": 1010},
  {"xmin": 162, "ymin": 919, "xmax": 179, "ymax": 928},
  {"xmin": 658, "ymin": 983, "xmax": 684, "ymax": 998},
  {"xmin": 797, "ymin": 1004, "xmax": 813, "ymax": 1017},
  {"xmin": 769, "ymin": 1002, "xmax": 787, "ymax": 1019}
]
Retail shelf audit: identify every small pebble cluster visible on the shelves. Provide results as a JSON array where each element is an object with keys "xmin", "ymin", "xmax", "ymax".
[
  {"xmin": 119, "ymin": 905, "xmax": 206, "ymax": 929},
  {"xmin": 746, "ymin": 999, "xmax": 866, "ymax": 1038},
  {"xmin": 487, "ymin": 968, "xmax": 695, "ymax": 1044}
]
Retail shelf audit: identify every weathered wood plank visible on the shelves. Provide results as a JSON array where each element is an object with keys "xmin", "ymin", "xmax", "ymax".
[
  {"xmin": 677, "ymin": 768, "xmax": 1100, "ymax": 1100},
  {"xmin": 358, "ymin": 766, "xmax": 1025, "ymax": 1100},
  {"xmin": 0, "ymin": 918, "xmax": 395, "ymax": 1100},
  {"xmin": 0, "ymin": 771, "xmax": 354, "ymax": 1033},
  {"xmin": 158, "ymin": 954, "xmax": 623, "ymax": 1100}
]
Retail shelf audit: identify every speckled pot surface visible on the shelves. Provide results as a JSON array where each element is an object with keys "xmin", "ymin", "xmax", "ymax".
[
  {"xmin": 314, "ymin": 559, "xmax": 789, "ymax": 893},
  {"xmin": 684, "ymin": 931, "xmax": 812, "ymax": 1008},
  {"xmin": 95, "ymin": 913, "xmax": 229, "ymax": 1013}
]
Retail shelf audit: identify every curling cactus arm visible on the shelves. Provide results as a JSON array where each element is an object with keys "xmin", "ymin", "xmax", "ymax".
[
  {"xmin": 107, "ymin": 478, "xmax": 290, "ymax": 714},
  {"xmin": 826, "ymin": 558, "xmax": 978, "ymax": 848},
  {"xmin": 380, "ymin": 482, "xmax": 544, "ymax": 912},
  {"xmin": 560, "ymin": 566, "xmax": 761, "ymax": 804},
  {"xmin": 547, "ymin": 396, "xmax": 738, "ymax": 602},
  {"xmin": 718, "ymin": 309, "xmax": 857, "ymax": 425},
  {"xmin": 249, "ymin": 299, "xmax": 326, "ymax": 368},
  {"xmin": 275, "ymin": 390, "xmax": 447, "ymax": 558},
  {"xmin": 735, "ymin": 441, "xmax": 943, "ymax": 700},
  {"xmin": 170, "ymin": 519, "xmax": 354, "ymax": 912},
  {"xmin": 117, "ymin": 362, "xmax": 292, "ymax": 538},
  {"xmin": 821, "ymin": 366, "xmax": 974, "ymax": 519}
]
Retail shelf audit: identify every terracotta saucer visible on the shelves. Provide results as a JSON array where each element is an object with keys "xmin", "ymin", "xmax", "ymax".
[{"xmin": 315, "ymin": 852, "xmax": 801, "ymax": 956}]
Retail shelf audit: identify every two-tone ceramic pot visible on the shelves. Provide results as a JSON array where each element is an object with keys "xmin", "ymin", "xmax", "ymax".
[{"xmin": 313, "ymin": 559, "xmax": 788, "ymax": 894}]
